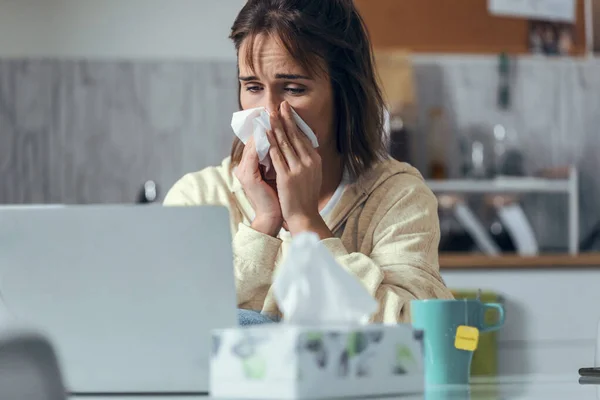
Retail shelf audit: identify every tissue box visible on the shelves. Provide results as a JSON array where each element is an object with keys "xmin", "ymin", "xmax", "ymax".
[{"xmin": 210, "ymin": 324, "xmax": 424, "ymax": 399}]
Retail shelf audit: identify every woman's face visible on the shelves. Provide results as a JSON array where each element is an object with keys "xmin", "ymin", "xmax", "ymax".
[{"xmin": 238, "ymin": 34, "xmax": 336, "ymax": 153}]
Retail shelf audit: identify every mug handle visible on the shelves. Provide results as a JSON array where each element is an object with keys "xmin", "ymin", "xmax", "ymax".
[{"xmin": 480, "ymin": 303, "xmax": 505, "ymax": 333}]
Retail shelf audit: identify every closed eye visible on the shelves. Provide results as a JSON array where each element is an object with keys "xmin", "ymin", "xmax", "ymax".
[
  {"xmin": 285, "ymin": 87, "xmax": 306, "ymax": 95},
  {"xmin": 245, "ymin": 85, "xmax": 263, "ymax": 93}
]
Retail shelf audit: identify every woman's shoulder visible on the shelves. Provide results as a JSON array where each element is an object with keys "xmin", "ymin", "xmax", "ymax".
[
  {"xmin": 163, "ymin": 157, "xmax": 237, "ymax": 206},
  {"xmin": 356, "ymin": 158, "xmax": 437, "ymax": 215},
  {"xmin": 359, "ymin": 158, "xmax": 434, "ymax": 198}
]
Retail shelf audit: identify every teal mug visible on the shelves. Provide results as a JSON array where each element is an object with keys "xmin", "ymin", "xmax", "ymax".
[{"xmin": 411, "ymin": 299, "xmax": 505, "ymax": 386}]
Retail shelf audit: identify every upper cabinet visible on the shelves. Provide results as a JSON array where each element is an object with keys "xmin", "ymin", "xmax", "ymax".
[{"xmin": 354, "ymin": 0, "xmax": 588, "ymax": 55}]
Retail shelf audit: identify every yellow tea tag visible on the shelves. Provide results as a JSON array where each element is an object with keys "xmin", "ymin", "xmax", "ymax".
[{"xmin": 455, "ymin": 325, "xmax": 479, "ymax": 351}]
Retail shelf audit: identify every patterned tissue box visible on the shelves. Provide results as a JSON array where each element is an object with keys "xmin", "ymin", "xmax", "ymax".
[{"xmin": 210, "ymin": 324, "xmax": 424, "ymax": 399}]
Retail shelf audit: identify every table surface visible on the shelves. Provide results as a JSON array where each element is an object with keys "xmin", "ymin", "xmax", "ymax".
[{"xmin": 68, "ymin": 375, "xmax": 600, "ymax": 400}]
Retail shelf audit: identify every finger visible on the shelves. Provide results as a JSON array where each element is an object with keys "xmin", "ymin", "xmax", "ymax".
[
  {"xmin": 239, "ymin": 137, "xmax": 262, "ymax": 181},
  {"xmin": 243, "ymin": 138, "xmax": 264, "ymax": 174},
  {"xmin": 267, "ymin": 129, "xmax": 290, "ymax": 173},
  {"xmin": 280, "ymin": 101, "xmax": 311, "ymax": 160},
  {"xmin": 270, "ymin": 110, "xmax": 298, "ymax": 167}
]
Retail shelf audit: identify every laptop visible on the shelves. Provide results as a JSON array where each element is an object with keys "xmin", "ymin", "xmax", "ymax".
[{"xmin": 0, "ymin": 205, "xmax": 237, "ymax": 395}]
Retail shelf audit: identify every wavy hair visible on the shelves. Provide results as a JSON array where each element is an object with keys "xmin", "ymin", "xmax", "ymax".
[{"xmin": 229, "ymin": 0, "xmax": 386, "ymax": 179}]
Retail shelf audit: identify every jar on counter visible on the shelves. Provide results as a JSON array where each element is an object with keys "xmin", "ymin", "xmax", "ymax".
[
  {"xmin": 388, "ymin": 113, "xmax": 411, "ymax": 165},
  {"xmin": 492, "ymin": 123, "xmax": 524, "ymax": 177},
  {"xmin": 427, "ymin": 108, "xmax": 450, "ymax": 180}
]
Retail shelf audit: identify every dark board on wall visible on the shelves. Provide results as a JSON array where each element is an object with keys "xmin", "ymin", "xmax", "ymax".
[
  {"xmin": 355, "ymin": 0, "xmax": 587, "ymax": 55},
  {"xmin": 594, "ymin": 0, "xmax": 600, "ymax": 52}
]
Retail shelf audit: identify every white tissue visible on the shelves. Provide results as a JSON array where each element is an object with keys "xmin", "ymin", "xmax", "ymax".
[
  {"xmin": 273, "ymin": 232, "xmax": 378, "ymax": 325},
  {"xmin": 231, "ymin": 107, "xmax": 319, "ymax": 169}
]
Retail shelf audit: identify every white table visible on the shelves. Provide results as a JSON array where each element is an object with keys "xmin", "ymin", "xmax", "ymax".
[{"xmin": 69, "ymin": 375, "xmax": 600, "ymax": 400}]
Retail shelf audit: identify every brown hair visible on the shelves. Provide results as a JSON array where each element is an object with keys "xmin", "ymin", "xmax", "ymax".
[{"xmin": 229, "ymin": 0, "xmax": 387, "ymax": 179}]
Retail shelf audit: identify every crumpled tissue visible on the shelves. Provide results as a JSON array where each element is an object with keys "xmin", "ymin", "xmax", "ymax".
[
  {"xmin": 272, "ymin": 232, "xmax": 379, "ymax": 325},
  {"xmin": 231, "ymin": 107, "xmax": 319, "ymax": 170}
]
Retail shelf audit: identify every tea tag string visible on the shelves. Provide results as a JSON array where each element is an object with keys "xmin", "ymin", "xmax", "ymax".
[{"xmin": 455, "ymin": 292, "xmax": 481, "ymax": 352}]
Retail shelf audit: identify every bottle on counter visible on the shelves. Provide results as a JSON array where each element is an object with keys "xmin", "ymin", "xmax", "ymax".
[
  {"xmin": 388, "ymin": 112, "xmax": 411, "ymax": 165},
  {"xmin": 137, "ymin": 180, "xmax": 159, "ymax": 204},
  {"xmin": 427, "ymin": 107, "xmax": 450, "ymax": 180},
  {"xmin": 492, "ymin": 122, "xmax": 525, "ymax": 177}
]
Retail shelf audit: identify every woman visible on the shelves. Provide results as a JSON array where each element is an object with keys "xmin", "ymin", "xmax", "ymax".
[{"xmin": 164, "ymin": 0, "xmax": 454, "ymax": 324}]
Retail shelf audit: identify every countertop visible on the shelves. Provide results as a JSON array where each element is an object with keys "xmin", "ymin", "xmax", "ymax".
[{"xmin": 439, "ymin": 253, "xmax": 600, "ymax": 269}]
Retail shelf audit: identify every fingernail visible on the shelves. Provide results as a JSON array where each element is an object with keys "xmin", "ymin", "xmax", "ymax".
[
  {"xmin": 270, "ymin": 111, "xmax": 278, "ymax": 118},
  {"xmin": 282, "ymin": 101, "xmax": 290, "ymax": 111}
]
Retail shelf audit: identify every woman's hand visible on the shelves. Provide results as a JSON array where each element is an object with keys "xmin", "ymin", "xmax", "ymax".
[
  {"xmin": 234, "ymin": 136, "xmax": 283, "ymax": 237},
  {"xmin": 267, "ymin": 101, "xmax": 332, "ymax": 239}
]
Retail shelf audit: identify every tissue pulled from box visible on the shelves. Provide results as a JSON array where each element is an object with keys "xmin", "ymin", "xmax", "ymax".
[
  {"xmin": 231, "ymin": 107, "xmax": 319, "ymax": 170},
  {"xmin": 272, "ymin": 232, "xmax": 378, "ymax": 325}
]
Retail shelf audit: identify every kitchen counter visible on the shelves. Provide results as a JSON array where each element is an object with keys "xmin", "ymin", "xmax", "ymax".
[{"xmin": 439, "ymin": 253, "xmax": 600, "ymax": 268}]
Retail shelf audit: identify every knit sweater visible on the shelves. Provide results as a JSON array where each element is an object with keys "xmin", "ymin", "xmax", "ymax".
[{"xmin": 163, "ymin": 157, "xmax": 454, "ymax": 323}]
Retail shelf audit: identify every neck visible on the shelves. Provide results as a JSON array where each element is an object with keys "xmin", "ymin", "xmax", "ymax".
[{"xmin": 319, "ymin": 150, "xmax": 344, "ymax": 202}]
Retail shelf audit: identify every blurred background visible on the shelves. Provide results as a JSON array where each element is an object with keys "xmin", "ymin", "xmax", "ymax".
[
  {"xmin": 1, "ymin": 0, "xmax": 600, "ymax": 256},
  {"xmin": 2, "ymin": 0, "xmax": 600, "ymax": 379}
]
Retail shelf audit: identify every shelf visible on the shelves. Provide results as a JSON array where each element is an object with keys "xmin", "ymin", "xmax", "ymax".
[
  {"xmin": 427, "ymin": 177, "xmax": 571, "ymax": 194},
  {"xmin": 429, "ymin": 168, "xmax": 579, "ymax": 255},
  {"xmin": 440, "ymin": 253, "xmax": 600, "ymax": 269}
]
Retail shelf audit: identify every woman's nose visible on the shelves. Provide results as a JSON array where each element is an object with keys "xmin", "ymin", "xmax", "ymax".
[{"xmin": 265, "ymin": 91, "xmax": 283, "ymax": 113}]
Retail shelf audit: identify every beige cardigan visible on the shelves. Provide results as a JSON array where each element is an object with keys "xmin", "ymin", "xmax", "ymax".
[{"xmin": 163, "ymin": 157, "xmax": 454, "ymax": 323}]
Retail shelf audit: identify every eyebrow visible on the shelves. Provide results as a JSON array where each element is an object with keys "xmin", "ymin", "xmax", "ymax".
[
  {"xmin": 238, "ymin": 73, "xmax": 311, "ymax": 81},
  {"xmin": 275, "ymin": 73, "xmax": 311, "ymax": 80}
]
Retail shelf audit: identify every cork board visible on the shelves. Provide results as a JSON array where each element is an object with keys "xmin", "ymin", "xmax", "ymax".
[{"xmin": 355, "ymin": 0, "xmax": 587, "ymax": 55}]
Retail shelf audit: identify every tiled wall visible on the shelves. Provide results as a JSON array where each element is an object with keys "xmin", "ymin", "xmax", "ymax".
[
  {"xmin": 0, "ymin": 59, "xmax": 238, "ymax": 204},
  {"xmin": 1, "ymin": 56, "xmax": 599, "ymax": 250}
]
